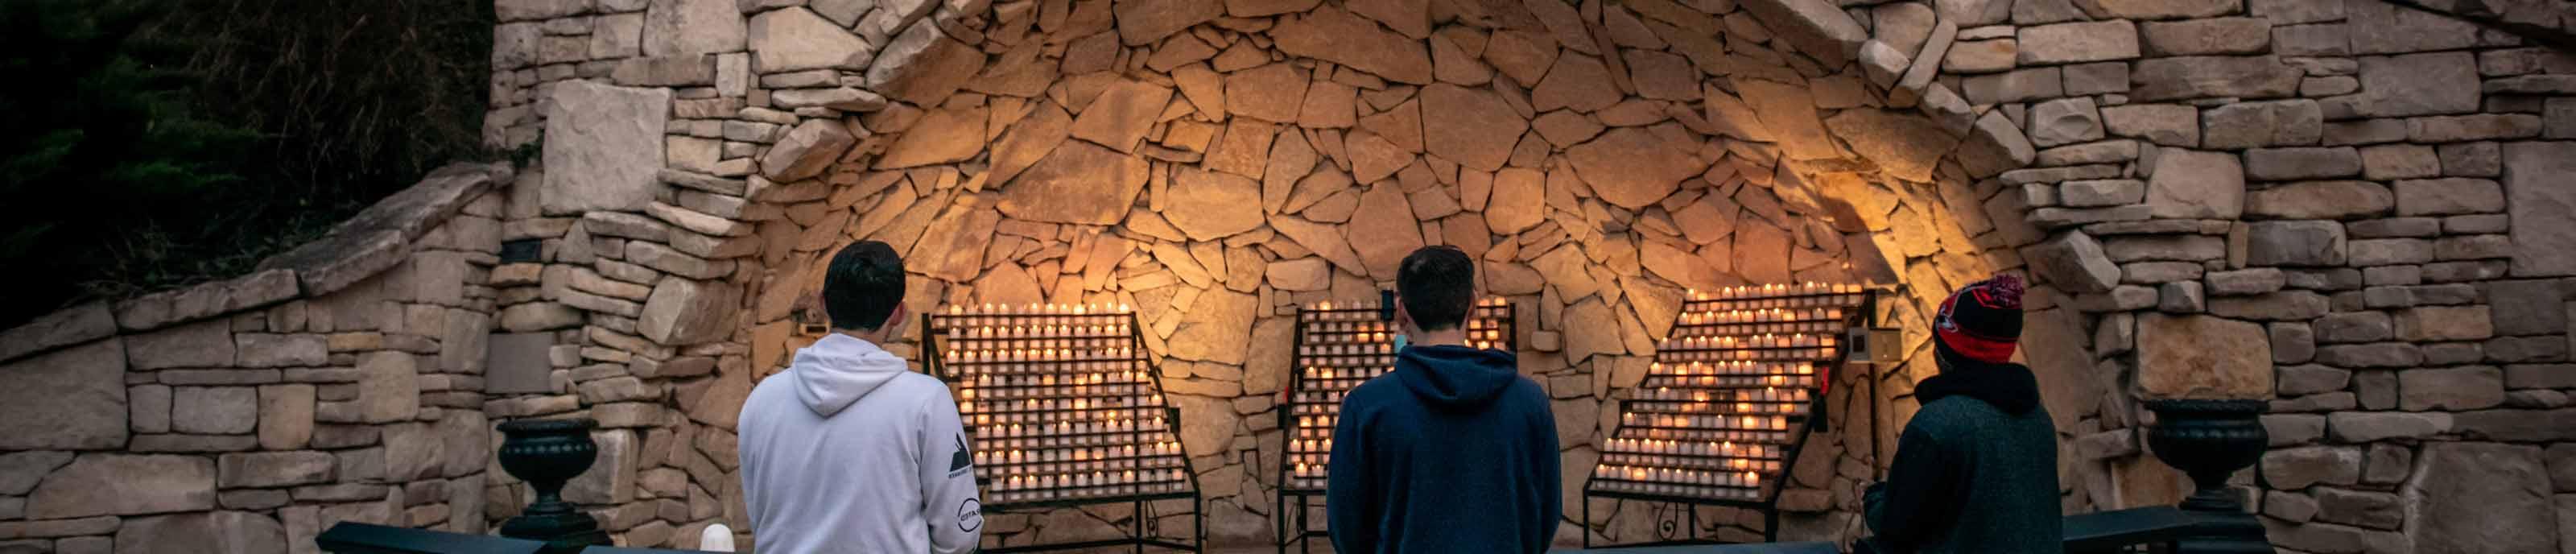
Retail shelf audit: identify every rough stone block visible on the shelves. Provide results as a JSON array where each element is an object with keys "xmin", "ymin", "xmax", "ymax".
[
  {"xmin": 27, "ymin": 455, "xmax": 215, "ymax": 519},
  {"xmin": 2395, "ymin": 178, "xmax": 2506, "ymax": 217},
  {"xmin": 171, "ymin": 387, "xmax": 258, "ymax": 435},
  {"xmin": 541, "ymin": 81, "xmax": 671, "ymax": 215},
  {"xmin": 2329, "ymin": 411, "xmax": 2452, "ymax": 442},
  {"xmin": 2145, "ymin": 150, "xmax": 2244, "ymax": 219},
  {"xmin": 2399, "ymin": 366, "xmax": 2506, "ymax": 411},
  {"xmin": 2246, "ymin": 221, "xmax": 2348, "ymax": 267},
  {"xmin": 2140, "ymin": 17, "xmax": 2270, "ymax": 56},
  {"xmin": 2025, "ymin": 232, "xmax": 2121, "ymax": 293},
  {"xmin": 2247, "ymin": 180, "xmax": 2391, "ymax": 221},
  {"xmin": 2017, "ymin": 20, "xmax": 2138, "ymax": 64},
  {"xmin": 4, "ymin": 337, "xmax": 128, "ymax": 453},
  {"xmin": 2136, "ymin": 314, "xmax": 2272, "ymax": 399},
  {"xmin": 113, "ymin": 511, "xmax": 286, "ymax": 554},
  {"xmin": 2405, "ymin": 442, "xmax": 2556, "ymax": 553},
  {"xmin": 2203, "ymin": 100, "xmax": 2322, "ymax": 150},
  {"xmin": 217, "ymin": 452, "xmax": 335, "ymax": 488},
  {"xmin": 2262, "ymin": 445, "xmax": 2360, "ymax": 490},
  {"xmin": 2130, "ymin": 56, "xmax": 2301, "ymax": 101}
]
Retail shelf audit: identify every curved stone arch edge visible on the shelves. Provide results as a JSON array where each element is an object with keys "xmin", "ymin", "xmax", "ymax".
[
  {"xmin": 734, "ymin": 0, "xmax": 2067, "ymax": 405},
  {"xmin": 0, "ymin": 162, "xmax": 514, "ymax": 365},
  {"xmin": 737, "ymin": 0, "xmax": 2071, "ymax": 482}
]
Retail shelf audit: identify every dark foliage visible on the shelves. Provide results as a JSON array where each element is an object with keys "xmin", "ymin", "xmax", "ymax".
[{"xmin": 0, "ymin": 0, "xmax": 494, "ymax": 328}]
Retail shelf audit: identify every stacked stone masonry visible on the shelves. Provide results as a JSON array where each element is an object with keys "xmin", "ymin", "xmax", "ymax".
[
  {"xmin": 5, "ymin": 0, "xmax": 2574, "ymax": 552},
  {"xmin": 0, "ymin": 164, "xmax": 512, "ymax": 554},
  {"xmin": 476, "ymin": 0, "xmax": 2106, "ymax": 547}
]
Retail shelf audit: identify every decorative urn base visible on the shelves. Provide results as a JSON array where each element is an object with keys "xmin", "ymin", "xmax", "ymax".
[
  {"xmin": 496, "ymin": 418, "xmax": 613, "ymax": 551},
  {"xmin": 2143, "ymin": 399, "xmax": 2271, "ymax": 553}
]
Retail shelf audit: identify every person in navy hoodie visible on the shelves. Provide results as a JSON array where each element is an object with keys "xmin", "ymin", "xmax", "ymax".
[{"xmin": 1327, "ymin": 246, "xmax": 1561, "ymax": 554}]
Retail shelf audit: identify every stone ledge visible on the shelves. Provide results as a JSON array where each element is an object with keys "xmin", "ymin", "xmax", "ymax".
[
  {"xmin": 259, "ymin": 162, "xmax": 513, "ymax": 296},
  {"xmin": 0, "ymin": 162, "xmax": 510, "ymax": 363}
]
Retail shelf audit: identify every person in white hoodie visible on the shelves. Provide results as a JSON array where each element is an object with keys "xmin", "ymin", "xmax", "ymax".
[{"xmin": 737, "ymin": 240, "xmax": 981, "ymax": 554}]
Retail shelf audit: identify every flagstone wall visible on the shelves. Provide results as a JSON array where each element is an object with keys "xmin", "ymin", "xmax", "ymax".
[
  {"xmin": 6, "ymin": 0, "xmax": 2574, "ymax": 552},
  {"xmin": 0, "ymin": 163, "xmax": 512, "ymax": 553},
  {"xmin": 470, "ymin": 0, "xmax": 2576, "ymax": 551}
]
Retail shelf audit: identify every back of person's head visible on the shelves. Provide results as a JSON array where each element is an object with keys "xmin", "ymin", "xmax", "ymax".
[
  {"xmin": 823, "ymin": 241, "xmax": 906, "ymax": 331},
  {"xmin": 1395, "ymin": 246, "xmax": 1476, "ymax": 332}
]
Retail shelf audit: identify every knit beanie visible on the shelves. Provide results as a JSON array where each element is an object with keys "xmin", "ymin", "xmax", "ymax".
[{"xmin": 1933, "ymin": 274, "xmax": 2025, "ymax": 366}]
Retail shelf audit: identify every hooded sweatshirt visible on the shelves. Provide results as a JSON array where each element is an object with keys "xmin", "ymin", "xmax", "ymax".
[
  {"xmin": 1327, "ymin": 344, "xmax": 1561, "ymax": 554},
  {"xmin": 1861, "ymin": 343, "xmax": 2060, "ymax": 554},
  {"xmin": 737, "ymin": 334, "xmax": 981, "ymax": 554}
]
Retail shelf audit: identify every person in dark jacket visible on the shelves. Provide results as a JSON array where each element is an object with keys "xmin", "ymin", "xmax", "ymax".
[
  {"xmin": 1328, "ymin": 246, "xmax": 1562, "ymax": 554},
  {"xmin": 1863, "ymin": 274, "xmax": 2061, "ymax": 554}
]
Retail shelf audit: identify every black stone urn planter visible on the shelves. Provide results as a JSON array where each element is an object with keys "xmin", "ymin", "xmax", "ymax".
[
  {"xmin": 2142, "ymin": 399, "xmax": 2272, "ymax": 553},
  {"xmin": 497, "ymin": 417, "xmax": 613, "ymax": 551}
]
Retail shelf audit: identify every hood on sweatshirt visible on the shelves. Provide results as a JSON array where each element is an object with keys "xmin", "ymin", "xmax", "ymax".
[
  {"xmin": 787, "ymin": 333, "xmax": 911, "ymax": 417},
  {"xmin": 1918, "ymin": 340, "xmax": 2044, "ymax": 415},
  {"xmin": 1392, "ymin": 344, "xmax": 1523, "ymax": 410}
]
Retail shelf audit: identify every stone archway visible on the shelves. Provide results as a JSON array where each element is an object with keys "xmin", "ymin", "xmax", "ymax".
[{"xmin": 717, "ymin": 0, "xmax": 2091, "ymax": 547}]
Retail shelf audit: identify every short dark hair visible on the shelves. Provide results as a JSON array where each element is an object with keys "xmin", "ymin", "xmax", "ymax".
[
  {"xmin": 1396, "ymin": 246, "xmax": 1476, "ymax": 332},
  {"xmin": 823, "ymin": 241, "xmax": 906, "ymax": 331}
]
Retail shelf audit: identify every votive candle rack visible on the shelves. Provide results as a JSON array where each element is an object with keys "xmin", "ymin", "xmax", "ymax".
[
  {"xmin": 1283, "ymin": 297, "xmax": 1517, "ymax": 491},
  {"xmin": 1589, "ymin": 283, "xmax": 1868, "ymax": 503},
  {"xmin": 924, "ymin": 304, "xmax": 1199, "ymax": 506}
]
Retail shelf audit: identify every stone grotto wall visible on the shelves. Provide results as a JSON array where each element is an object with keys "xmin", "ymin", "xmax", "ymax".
[
  {"xmin": 460, "ymin": 0, "xmax": 2576, "ymax": 552},
  {"xmin": 477, "ymin": 0, "xmax": 2069, "ymax": 548},
  {"xmin": 0, "ymin": 163, "xmax": 514, "ymax": 554}
]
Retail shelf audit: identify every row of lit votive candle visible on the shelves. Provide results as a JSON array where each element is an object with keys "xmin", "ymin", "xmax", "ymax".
[
  {"xmin": 975, "ymin": 442, "xmax": 1179, "ymax": 466},
  {"xmin": 989, "ymin": 482, "xmax": 1189, "ymax": 503},
  {"xmin": 1653, "ymin": 361, "xmax": 1818, "ymax": 377},
  {"xmin": 1629, "ymin": 400, "xmax": 1802, "ymax": 416},
  {"xmin": 1688, "ymin": 283, "xmax": 1861, "ymax": 300},
  {"xmin": 1289, "ymin": 396, "xmax": 1346, "ymax": 412},
  {"xmin": 955, "ymin": 362, "xmax": 1149, "ymax": 378},
  {"xmin": 947, "ymin": 303, "xmax": 1133, "ymax": 316},
  {"xmin": 1302, "ymin": 342, "xmax": 1396, "ymax": 357},
  {"xmin": 1673, "ymin": 323, "xmax": 1840, "ymax": 339},
  {"xmin": 972, "ymin": 419, "xmax": 1167, "ymax": 440},
  {"xmin": 1679, "ymin": 308, "xmax": 1847, "ymax": 326},
  {"xmin": 1293, "ymin": 391, "xmax": 1352, "ymax": 407},
  {"xmin": 1638, "ymin": 399, "xmax": 1803, "ymax": 415},
  {"xmin": 1300, "ymin": 358, "xmax": 1393, "ymax": 373},
  {"xmin": 974, "ymin": 433, "xmax": 1147, "ymax": 450},
  {"xmin": 963, "ymin": 385, "xmax": 1144, "ymax": 402},
  {"xmin": 1308, "ymin": 320, "xmax": 1393, "ymax": 333},
  {"xmin": 1624, "ymin": 413, "xmax": 1792, "ymax": 431},
  {"xmin": 1307, "ymin": 297, "xmax": 1509, "ymax": 311},
  {"xmin": 1293, "ymin": 414, "xmax": 1340, "ymax": 428},
  {"xmin": 968, "ymin": 372, "xmax": 1146, "ymax": 388},
  {"xmin": 967, "ymin": 404, "xmax": 1163, "ymax": 426},
  {"xmin": 963, "ymin": 398, "xmax": 1158, "ymax": 415},
  {"xmin": 1666, "ymin": 333, "xmax": 1837, "ymax": 350},
  {"xmin": 1664, "ymin": 348, "xmax": 1839, "ymax": 362},
  {"xmin": 1292, "ymin": 420, "xmax": 1339, "ymax": 441},
  {"xmin": 1604, "ymin": 453, "xmax": 1783, "ymax": 473},
  {"xmin": 1302, "ymin": 366, "xmax": 1388, "ymax": 382},
  {"xmin": 1644, "ymin": 376, "xmax": 1816, "ymax": 391},
  {"xmin": 1596, "ymin": 465, "xmax": 1765, "ymax": 490},
  {"xmin": 1632, "ymin": 387, "xmax": 1809, "ymax": 403},
  {"xmin": 1688, "ymin": 291, "xmax": 1863, "ymax": 307},
  {"xmin": 944, "ymin": 337, "xmax": 1127, "ymax": 353},
  {"xmin": 1605, "ymin": 438, "xmax": 1777, "ymax": 459},
  {"xmin": 947, "ymin": 324, "xmax": 1133, "ymax": 339},
  {"xmin": 1290, "ymin": 437, "xmax": 1335, "ymax": 455},
  {"xmin": 943, "ymin": 346, "xmax": 1137, "ymax": 363},
  {"xmin": 992, "ymin": 468, "xmax": 1185, "ymax": 491},
  {"xmin": 1291, "ymin": 460, "xmax": 1330, "ymax": 479}
]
